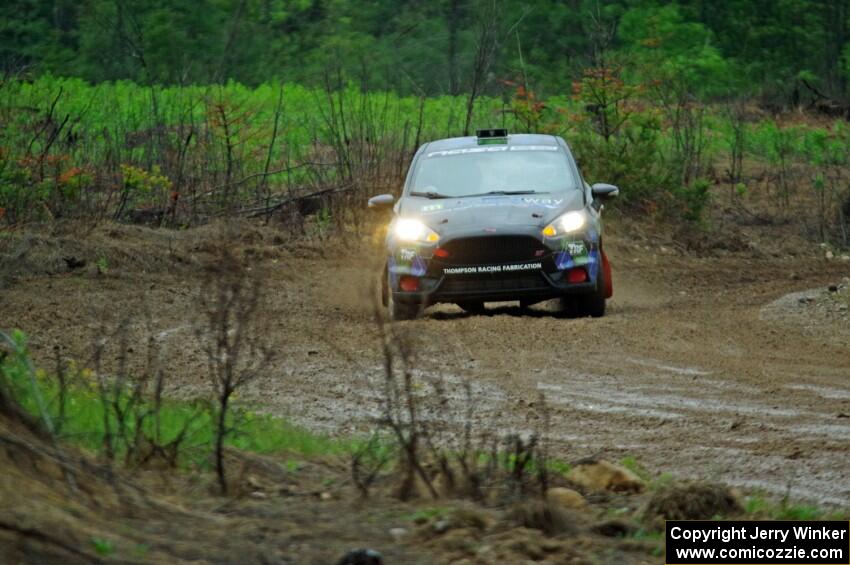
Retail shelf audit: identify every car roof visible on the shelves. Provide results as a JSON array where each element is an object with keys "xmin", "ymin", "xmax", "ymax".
[{"xmin": 423, "ymin": 133, "xmax": 561, "ymax": 153}]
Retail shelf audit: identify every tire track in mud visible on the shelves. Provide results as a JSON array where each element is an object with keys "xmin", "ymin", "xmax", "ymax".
[{"xmin": 529, "ymin": 356, "xmax": 849, "ymax": 506}]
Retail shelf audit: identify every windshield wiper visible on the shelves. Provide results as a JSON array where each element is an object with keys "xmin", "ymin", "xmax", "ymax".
[
  {"xmin": 458, "ymin": 190, "xmax": 544, "ymax": 197},
  {"xmin": 409, "ymin": 190, "xmax": 453, "ymax": 199}
]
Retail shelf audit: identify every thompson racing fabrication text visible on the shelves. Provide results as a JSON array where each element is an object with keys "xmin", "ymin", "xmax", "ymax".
[{"xmin": 443, "ymin": 262, "xmax": 543, "ymax": 275}]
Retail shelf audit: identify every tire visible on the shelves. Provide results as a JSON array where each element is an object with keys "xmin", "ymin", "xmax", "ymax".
[
  {"xmin": 557, "ymin": 297, "xmax": 580, "ymax": 318},
  {"xmin": 387, "ymin": 271, "xmax": 421, "ymax": 320},
  {"xmin": 456, "ymin": 301, "xmax": 486, "ymax": 314},
  {"xmin": 575, "ymin": 262, "xmax": 607, "ymax": 318},
  {"xmin": 388, "ymin": 291, "xmax": 420, "ymax": 320}
]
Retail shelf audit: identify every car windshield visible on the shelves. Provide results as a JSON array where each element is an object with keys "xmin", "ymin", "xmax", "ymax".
[{"xmin": 409, "ymin": 145, "xmax": 577, "ymax": 198}]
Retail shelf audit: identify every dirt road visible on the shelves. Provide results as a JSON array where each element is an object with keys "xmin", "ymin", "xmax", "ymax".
[{"xmin": 3, "ymin": 221, "xmax": 849, "ymax": 507}]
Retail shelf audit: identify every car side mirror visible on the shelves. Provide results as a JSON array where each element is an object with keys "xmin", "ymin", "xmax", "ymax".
[
  {"xmin": 368, "ymin": 194, "xmax": 395, "ymax": 209},
  {"xmin": 591, "ymin": 183, "xmax": 619, "ymax": 200}
]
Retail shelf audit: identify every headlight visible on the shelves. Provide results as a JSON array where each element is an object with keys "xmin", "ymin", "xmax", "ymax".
[
  {"xmin": 393, "ymin": 218, "xmax": 440, "ymax": 243},
  {"xmin": 542, "ymin": 211, "xmax": 586, "ymax": 237}
]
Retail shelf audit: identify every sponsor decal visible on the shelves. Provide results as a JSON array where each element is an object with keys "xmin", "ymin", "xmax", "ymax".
[
  {"xmin": 427, "ymin": 147, "xmax": 507, "ymax": 158},
  {"xmin": 417, "ymin": 196, "xmax": 565, "ymax": 211},
  {"xmin": 555, "ymin": 239, "xmax": 589, "ymax": 270},
  {"xmin": 565, "ymin": 241, "xmax": 586, "ymax": 255},
  {"xmin": 522, "ymin": 198, "xmax": 563, "ymax": 206},
  {"xmin": 426, "ymin": 145, "xmax": 558, "ymax": 158},
  {"xmin": 388, "ymin": 254, "xmax": 427, "ymax": 277},
  {"xmin": 444, "ymin": 262, "xmax": 543, "ymax": 275},
  {"xmin": 411, "ymin": 256, "xmax": 427, "ymax": 276},
  {"xmin": 509, "ymin": 145, "xmax": 560, "ymax": 152},
  {"xmin": 399, "ymin": 248, "xmax": 416, "ymax": 261}
]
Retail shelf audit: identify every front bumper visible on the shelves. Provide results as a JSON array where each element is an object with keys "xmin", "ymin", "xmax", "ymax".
[
  {"xmin": 393, "ymin": 269, "xmax": 596, "ymax": 305},
  {"xmin": 387, "ymin": 228, "xmax": 601, "ymax": 305}
]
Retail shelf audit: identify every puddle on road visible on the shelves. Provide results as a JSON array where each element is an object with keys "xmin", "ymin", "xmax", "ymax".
[
  {"xmin": 625, "ymin": 356, "xmax": 712, "ymax": 376},
  {"xmin": 729, "ymin": 478, "xmax": 850, "ymax": 508},
  {"xmin": 537, "ymin": 374, "xmax": 808, "ymax": 420},
  {"xmin": 791, "ymin": 423, "xmax": 850, "ymax": 440},
  {"xmin": 543, "ymin": 389, "xmax": 684, "ymax": 420},
  {"xmin": 785, "ymin": 383, "xmax": 850, "ymax": 400}
]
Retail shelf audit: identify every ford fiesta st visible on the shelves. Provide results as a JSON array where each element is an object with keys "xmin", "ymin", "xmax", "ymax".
[{"xmin": 368, "ymin": 129, "xmax": 618, "ymax": 320}]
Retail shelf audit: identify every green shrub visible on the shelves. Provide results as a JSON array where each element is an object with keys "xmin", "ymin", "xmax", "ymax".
[
  {"xmin": 672, "ymin": 178, "xmax": 712, "ymax": 223},
  {"xmin": 0, "ymin": 330, "xmax": 347, "ymax": 465}
]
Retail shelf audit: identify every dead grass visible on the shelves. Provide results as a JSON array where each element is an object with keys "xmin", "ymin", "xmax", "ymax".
[
  {"xmin": 507, "ymin": 499, "xmax": 580, "ymax": 537},
  {"xmin": 642, "ymin": 481, "xmax": 741, "ymax": 526}
]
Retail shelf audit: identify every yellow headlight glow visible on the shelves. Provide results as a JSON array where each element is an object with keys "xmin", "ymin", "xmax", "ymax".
[
  {"xmin": 543, "ymin": 211, "xmax": 586, "ymax": 237},
  {"xmin": 394, "ymin": 218, "xmax": 439, "ymax": 243},
  {"xmin": 395, "ymin": 219, "xmax": 425, "ymax": 240},
  {"xmin": 558, "ymin": 211, "xmax": 586, "ymax": 232}
]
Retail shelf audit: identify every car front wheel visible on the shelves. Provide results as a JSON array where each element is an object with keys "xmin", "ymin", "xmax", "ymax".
[
  {"xmin": 560, "ymin": 265, "xmax": 607, "ymax": 318},
  {"xmin": 575, "ymin": 264, "xmax": 606, "ymax": 317},
  {"xmin": 386, "ymin": 272, "xmax": 421, "ymax": 320}
]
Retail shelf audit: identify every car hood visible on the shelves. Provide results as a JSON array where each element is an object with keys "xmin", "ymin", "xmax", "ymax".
[{"xmin": 400, "ymin": 191, "xmax": 584, "ymax": 232}]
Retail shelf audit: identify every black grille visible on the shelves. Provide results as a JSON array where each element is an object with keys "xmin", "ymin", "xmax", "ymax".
[
  {"xmin": 441, "ymin": 274, "xmax": 549, "ymax": 293},
  {"xmin": 441, "ymin": 236, "xmax": 545, "ymax": 265}
]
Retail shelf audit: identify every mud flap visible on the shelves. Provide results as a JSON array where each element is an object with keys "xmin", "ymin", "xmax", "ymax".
[{"xmin": 602, "ymin": 250, "xmax": 613, "ymax": 298}]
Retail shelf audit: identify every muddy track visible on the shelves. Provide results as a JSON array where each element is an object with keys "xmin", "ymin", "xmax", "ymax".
[{"xmin": 4, "ymin": 226, "xmax": 849, "ymax": 507}]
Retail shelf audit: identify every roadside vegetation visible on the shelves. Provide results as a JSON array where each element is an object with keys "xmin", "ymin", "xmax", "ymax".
[
  {"xmin": 2, "ymin": 1, "xmax": 850, "ymax": 246},
  {"xmin": 2, "ymin": 74, "xmax": 850, "ymax": 247},
  {"xmin": 0, "ymin": 329, "xmax": 349, "ymax": 464}
]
